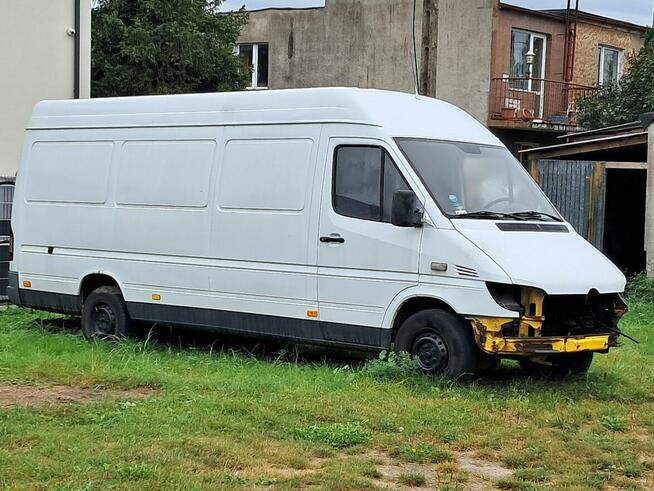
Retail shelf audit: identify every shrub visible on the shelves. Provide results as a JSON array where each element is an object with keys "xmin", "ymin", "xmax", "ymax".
[
  {"xmin": 625, "ymin": 273, "xmax": 654, "ymax": 302},
  {"xmin": 361, "ymin": 350, "xmax": 420, "ymax": 380}
]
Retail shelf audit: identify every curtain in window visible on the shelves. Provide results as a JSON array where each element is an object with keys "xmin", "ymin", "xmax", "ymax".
[{"xmin": 510, "ymin": 30, "xmax": 530, "ymax": 90}]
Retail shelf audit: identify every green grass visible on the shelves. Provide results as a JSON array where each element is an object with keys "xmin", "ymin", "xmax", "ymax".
[
  {"xmin": 398, "ymin": 471, "xmax": 426, "ymax": 486},
  {"xmin": 0, "ymin": 283, "xmax": 653, "ymax": 490}
]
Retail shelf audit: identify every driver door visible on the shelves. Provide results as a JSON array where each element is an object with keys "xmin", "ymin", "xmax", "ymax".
[{"xmin": 317, "ymin": 138, "xmax": 423, "ymax": 346}]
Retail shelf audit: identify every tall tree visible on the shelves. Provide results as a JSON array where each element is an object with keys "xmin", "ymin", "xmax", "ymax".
[
  {"xmin": 577, "ymin": 28, "xmax": 654, "ymax": 129},
  {"xmin": 92, "ymin": 0, "xmax": 248, "ymax": 97}
]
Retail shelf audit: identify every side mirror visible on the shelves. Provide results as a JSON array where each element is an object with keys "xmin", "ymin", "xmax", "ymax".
[{"xmin": 391, "ymin": 190, "xmax": 424, "ymax": 227}]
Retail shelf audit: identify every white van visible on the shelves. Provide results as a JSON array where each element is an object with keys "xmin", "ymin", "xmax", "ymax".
[{"xmin": 8, "ymin": 88, "xmax": 628, "ymax": 379}]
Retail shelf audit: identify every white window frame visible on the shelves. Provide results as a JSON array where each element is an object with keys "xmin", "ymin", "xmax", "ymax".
[
  {"xmin": 510, "ymin": 29, "xmax": 547, "ymax": 93},
  {"xmin": 598, "ymin": 45, "xmax": 623, "ymax": 86},
  {"xmin": 236, "ymin": 43, "xmax": 268, "ymax": 90}
]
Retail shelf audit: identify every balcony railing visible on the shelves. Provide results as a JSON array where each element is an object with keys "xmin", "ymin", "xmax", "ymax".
[{"xmin": 489, "ymin": 77, "xmax": 597, "ymax": 126}]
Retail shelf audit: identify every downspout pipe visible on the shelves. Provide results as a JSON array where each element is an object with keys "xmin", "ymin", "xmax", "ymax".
[{"xmin": 74, "ymin": 0, "xmax": 81, "ymax": 99}]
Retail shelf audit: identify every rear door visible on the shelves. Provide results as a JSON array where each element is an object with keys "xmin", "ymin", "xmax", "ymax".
[{"xmin": 316, "ymin": 138, "xmax": 423, "ymax": 346}]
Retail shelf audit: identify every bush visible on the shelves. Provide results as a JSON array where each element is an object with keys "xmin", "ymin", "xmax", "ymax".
[
  {"xmin": 361, "ymin": 350, "xmax": 420, "ymax": 380},
  {"xmin": 625, "ymin": 273, "xmax": 654, "ymax": 302},
  {"xmin": 577, "ymin": 28, "xmax": 654, "ymax": 129}
]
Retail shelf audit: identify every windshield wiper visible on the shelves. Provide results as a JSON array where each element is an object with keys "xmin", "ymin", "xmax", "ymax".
[
  {"xmin": 454, "ymin": 211, "xmax": 526, "ymax": 220},
  {"xmin": 508, "ymin": 211, "xmax": 563, "ymax": 222}
]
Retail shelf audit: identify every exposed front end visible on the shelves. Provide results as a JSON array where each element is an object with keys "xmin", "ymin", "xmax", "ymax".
[{"xmin": 470, "ymin": 284, "xmax": 628, "ymax": 360}]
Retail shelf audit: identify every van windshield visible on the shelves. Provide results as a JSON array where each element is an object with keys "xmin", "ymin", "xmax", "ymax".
[{"xmin": 395, "ymin": 138, "xmax": 561, "ymax": 221}]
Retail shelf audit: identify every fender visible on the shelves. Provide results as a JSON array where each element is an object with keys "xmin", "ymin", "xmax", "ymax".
[{"xmin": 382, "ymin": 282, "xmax": 518, "ymax": 330}]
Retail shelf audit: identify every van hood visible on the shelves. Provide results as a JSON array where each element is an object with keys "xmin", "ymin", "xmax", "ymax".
[{"xmin": 452, "ymin": 220, "xmax": 626, "ymax": 295}]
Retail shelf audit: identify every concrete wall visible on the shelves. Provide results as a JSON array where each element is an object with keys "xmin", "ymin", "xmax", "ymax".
[
  {"xmin": 238, "ymin": 0, "xmax": 495, "ymax": 123},
  {"xmin": 240, "ymin": 0, "xmax": 424, "ymax": 95},
  {"xmin": 573, "ymin": 21, "xmax": 645, "ymax": 88},
  {"xmin": 434, "ymin": 0, "xmax": 494, "ymax": 122},
  {"xmin": 0, "ymin": 0, "xmax": 91, "ymax": 176}
]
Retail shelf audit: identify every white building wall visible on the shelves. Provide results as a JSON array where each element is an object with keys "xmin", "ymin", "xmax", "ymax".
[{"xmin": 0, "ymin": 0, "xmax": 91, "ymax": 176}]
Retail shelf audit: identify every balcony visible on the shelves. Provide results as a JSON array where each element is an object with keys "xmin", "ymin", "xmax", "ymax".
[{"xmin": 489, "ymin": 77, "xmax": 597, "ymax": 129}]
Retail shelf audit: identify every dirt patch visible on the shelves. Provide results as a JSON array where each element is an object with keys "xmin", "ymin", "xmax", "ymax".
[
  {"xmin": 359, "ymin": 449, "xmax": 512, "ymax": 490},
  {"xmin": 0, "ymin": 383, "xmax": 156, "ymax": 409},
  {"xmin": 457, "ymin": 453, "xmax": 513, "ymax": 480}
]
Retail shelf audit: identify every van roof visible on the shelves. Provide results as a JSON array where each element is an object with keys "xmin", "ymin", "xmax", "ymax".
[{"xmin": 28, "ymin": 87, "xmax": 501, "ymax": 146}]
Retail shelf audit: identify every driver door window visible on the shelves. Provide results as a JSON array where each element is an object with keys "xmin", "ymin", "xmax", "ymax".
[{"xmin": 333, "ymin": 145, "xmax": 410, "ymax": 223}]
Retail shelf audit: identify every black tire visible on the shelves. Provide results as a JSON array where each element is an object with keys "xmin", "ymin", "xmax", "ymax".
[
  {"xmin": 393, "ymin": 309, "xmax": 477, "ymax": 380},
  {"xmin": 476, "ymin": 351, "xmax": 502, "ymax": 373},
  {"xmin": 81, "ymin": 286, "xmax": 133, "ymax": 341},
  {"xmin": 519, "ymin": 352, "xmax": 594, "ymax": 380}
]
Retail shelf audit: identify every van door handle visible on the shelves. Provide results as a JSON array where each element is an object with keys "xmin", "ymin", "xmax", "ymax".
[{"xmin": 320, "ymin": 236, "xmax": 345, "ymax": 244}]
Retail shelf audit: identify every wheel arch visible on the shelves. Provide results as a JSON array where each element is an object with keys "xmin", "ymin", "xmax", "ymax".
[
  {"xmin": 386, "ymin": 294, "xmax": 458, "ymax": 343},
  {"xmin": 78, "ymin": 272, "xmax": 123, "ymax": 303}
]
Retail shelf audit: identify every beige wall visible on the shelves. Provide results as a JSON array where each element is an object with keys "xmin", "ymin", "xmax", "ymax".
[
  {"xmin": 240, "ymin": 0, "xmax": 424, "ymax": 95},
  {"xmin": 434, "ymin": 0, "xmax": 494, "ymax": 122},
  {"xmin": 0, "ymin": 0, "xmax": 91, "ymax": 176},
  {"xmin": 238, "ymin": 0, "xmax": 494, "ymax": 123},
  {"xmin": 573, "ymin": 21, "xmax": 645, "ymax": 88}
]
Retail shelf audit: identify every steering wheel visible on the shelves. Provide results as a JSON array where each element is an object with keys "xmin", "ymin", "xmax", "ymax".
[{"xmin": 482, "ymin": 197, "xmax": 511, "ymax": 210}]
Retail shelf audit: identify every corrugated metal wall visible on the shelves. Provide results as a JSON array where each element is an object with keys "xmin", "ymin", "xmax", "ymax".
[
  {"xmin": 536, "ymin": 160, "xmax": 605, "ymax": 250},
  {"xmin": 0, "ymin": 179, "xmax": 15, "ymax": 301}
]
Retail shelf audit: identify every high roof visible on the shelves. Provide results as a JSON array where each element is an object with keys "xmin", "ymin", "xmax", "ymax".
[{"xmin": 28, "ymin": 88, "xmax": 501, "ymax": 146}]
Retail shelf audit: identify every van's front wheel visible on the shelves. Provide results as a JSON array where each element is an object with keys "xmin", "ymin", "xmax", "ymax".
[
  {"xmin": 519, "ymin": 352, "xmax": 594, "ymax": 379},
  {"xmin": 81, "ymin": 286, "xmax": 133, "ymax": 341},
  {"xmin": 394, "ymin": 309, "xmax": 477, "ymax": 380}
]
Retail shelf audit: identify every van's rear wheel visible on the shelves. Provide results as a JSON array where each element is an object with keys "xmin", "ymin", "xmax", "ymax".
[
  {"xmin": 81, "ymin": 286, "xmax": 133, "ymax": 341},
  {"xmin": 394, "ymin": 309, "xmax": 477, "ymax": 380},
  {"xmin": 519, "ymin": 352, "xmax": 594, "ymax": 379}
]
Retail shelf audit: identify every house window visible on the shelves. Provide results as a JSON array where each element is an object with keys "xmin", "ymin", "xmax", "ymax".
[
  {"xmin": 509, "ymin": 29, "xmax": 546, "ymax": 91},
  {"xmin": 598, "ymin": 46, "xmax": 623, "ymax": 86},
  {"xmin": 237, "ymin": 43, "xmax": 269, "ymax": 89}
]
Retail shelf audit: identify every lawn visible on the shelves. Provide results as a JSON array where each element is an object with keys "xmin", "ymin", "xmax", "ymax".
[{"xmin": 0, "ymin": 286, "xmax": 653, "ymax": 490}]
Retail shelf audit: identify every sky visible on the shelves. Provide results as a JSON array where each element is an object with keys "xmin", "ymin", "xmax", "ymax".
[{"xmin": 219, "ymin": 0, "xmax": 654, "ymax": 27}]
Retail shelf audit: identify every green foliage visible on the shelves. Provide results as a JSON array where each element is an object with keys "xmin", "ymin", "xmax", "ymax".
[
  {"xmin": 502, "ymin": 453, "xmax": 528, "ymax": 469},
  {"xmin": 92, "ymin": 0, "xmax": 248, "ymax": 97},
  {"xmin": 600, "ymin": 415, "xmax": 627, "ymax": 432},
  {"xmin": 361, "ymin": 350, "xmax": 420, "ymax": 380},
  {"xmin": 398, "ymin": 472, "xmax": 426, "ymax": 486},
  {"xmin": 2, "ymin": 305, "xmax": 654, "ymax": 488},
  {"xmin": 114, "ymin": 463, "xmax": 154, "ymax": 480},
  {"xmin": 290, "ymin": 422, "xmax": 371, "ymax": 449},
  {"xmin": 577, "ymin": 28, "xmax": 654, "ymax": 129},
  {"xmin": 625, "ymin": 272, "xmax": 654, "ymax": 301},
  {"xmin": 391, "ymin": 443, "xmax": 452, "ymax": 463}
]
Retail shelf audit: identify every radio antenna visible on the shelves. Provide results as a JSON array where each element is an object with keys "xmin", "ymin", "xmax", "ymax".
[{"xmin": 412, "ymin": 0, "xmax": 419, "ymax": 96}]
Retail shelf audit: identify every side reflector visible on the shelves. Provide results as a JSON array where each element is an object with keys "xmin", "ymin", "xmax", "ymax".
[
  {"xmin": 22, "ymin": 280, "xmax": 31, "ymax": 288},
  {"xmin": 307, "ymin": 310, "xmax": 318, "ymax": 318},
  {"xmin": 151, "ymin": 293, "xmax": 161, "ymax": 301}
]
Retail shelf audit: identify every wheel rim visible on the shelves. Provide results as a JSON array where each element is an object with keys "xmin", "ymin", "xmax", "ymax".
[
  {"xmin": 412, "ymin": 331, "xmax": 449, "ymax": 372},
  {"xmin": 90, "ymin": 302, "xmax": 117, "ymax": 337}
]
